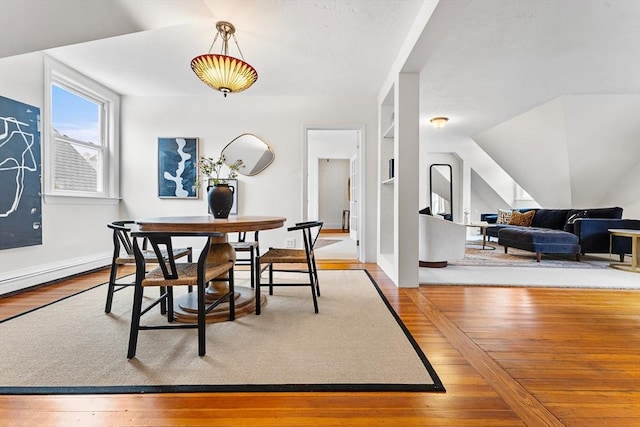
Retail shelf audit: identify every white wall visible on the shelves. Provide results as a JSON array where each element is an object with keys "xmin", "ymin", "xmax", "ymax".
[
  {"xmin": 120, "ymin": 95, "xmax": 377, "ymax": 256},
  {"xmin": 474, "ymin": 95, "xmax": 640, "ymax": 214},
  {"xmin": 318, "ymin": 159, "xmax": 350, "ymax": 229},
  {"xmin": 0, "ymin": 53, "xmax": 378, "ymax": 293},
  {"xmin": 0, "ymin": 53, "xmax": 119, "ymax": 294}
]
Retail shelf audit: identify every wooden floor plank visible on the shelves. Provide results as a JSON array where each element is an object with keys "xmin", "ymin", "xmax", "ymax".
[{"xmin": 1, "ymin": 264, "xmax": 639, "ymax": 426}]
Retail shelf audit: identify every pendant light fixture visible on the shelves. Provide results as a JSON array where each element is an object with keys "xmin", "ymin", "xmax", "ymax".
[{"xmin": 191, "ymin": 21, "xmax": 258, "ymax": 97}]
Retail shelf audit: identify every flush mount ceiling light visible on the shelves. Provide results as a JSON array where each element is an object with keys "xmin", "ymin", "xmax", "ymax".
[
  {"xmin": 430, "ymin": 117, "xmax": 449, "ymax": 128},
  {"xmin": 191, "ymin": 21, "xmax": 258, "ymax": 97}
]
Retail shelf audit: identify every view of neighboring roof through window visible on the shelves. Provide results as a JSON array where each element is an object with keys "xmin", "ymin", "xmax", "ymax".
[
  {"xmin": 44, "ymin": 56, "xmax": 119, "ymax": 200},
  {"xmin": 51, "ymin": 84, "xmax": 102, "ymax": 193}
]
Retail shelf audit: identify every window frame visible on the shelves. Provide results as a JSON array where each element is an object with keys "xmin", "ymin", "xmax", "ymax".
[
  {"xmin": 44, "ymin": 56, "xmax": 120, "ymax": 204},
  {"xmin": 515, "ymin": 183, "xmax": 533, "ymax": 201}
]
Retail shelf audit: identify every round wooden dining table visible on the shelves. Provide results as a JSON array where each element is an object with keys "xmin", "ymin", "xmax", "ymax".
[{"xmin": 136, "ymin": 215, "xmax": 286, "ymax": 323}]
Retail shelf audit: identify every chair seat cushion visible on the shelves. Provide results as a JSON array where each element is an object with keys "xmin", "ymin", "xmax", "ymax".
[
  {"xmin": 259, "ymin": 248, "xmax": 310, "ymax": 264},
  {"xmin": 116, "ymin": 247, "xmax": 191, "ymax": 264},
  {"xmin": 230, "ymin": 242, "xmax": 259, "ymax": 251},
  {"xmin": 142, "ymin": 261, "xmax": 233, "ymax": 286}
]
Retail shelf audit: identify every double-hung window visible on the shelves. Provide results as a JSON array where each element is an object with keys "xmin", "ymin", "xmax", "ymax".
[{"xmin": 44, "ymin": 57, "xmax": 120, "ymax": 201}]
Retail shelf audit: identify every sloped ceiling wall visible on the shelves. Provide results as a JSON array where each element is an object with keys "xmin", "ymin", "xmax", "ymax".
[
  {"xmin": 471, "ymin": 169, "xmax": 508, "ymax": 213},
  {"xmin": 473, "ymin": 95, "xmax": 640, "ymax": 210},
  {"xmin": 563, "ymin": 95, "xmax": 640, "ymax": 207},
  {"xmin": 0, "ymin": 0, "xmax": 210, "ymax": 58}
]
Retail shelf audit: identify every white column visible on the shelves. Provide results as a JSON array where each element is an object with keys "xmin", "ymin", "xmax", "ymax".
[{"xmin": 394, "ymin": 73, "xmax": 420, "ymax": 288}]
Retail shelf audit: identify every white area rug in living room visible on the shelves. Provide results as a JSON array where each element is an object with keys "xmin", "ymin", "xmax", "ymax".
[{"xmin": 420, "ymin": 242, "xmax": 640, "ymax": 289}]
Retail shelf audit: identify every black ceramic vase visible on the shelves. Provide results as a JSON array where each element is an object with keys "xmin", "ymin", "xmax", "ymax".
[{"xmin": 207, "ymin": 183, "xmax": 235, "ymax": 218}]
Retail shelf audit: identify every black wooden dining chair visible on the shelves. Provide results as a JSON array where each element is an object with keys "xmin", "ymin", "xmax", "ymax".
[
  {"xmin": 229, "ymin": 231, "xmax": 260, "ymax": 288},
  {"xmin": 255, "ymin": 221, "xmax": 323, "ymax": 315},
  {"xmin": 127, "ymin": 231, "xmax": 235, "ymax": 358},
  {"xmin": 105, "ymin": 221, "xmax": 193, "ymax": 314}
]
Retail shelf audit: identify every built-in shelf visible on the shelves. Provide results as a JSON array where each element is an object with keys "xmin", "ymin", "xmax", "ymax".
[
  {"xmin": 383, "ymin": 123, "xmax": 394, "ymax": 139},
  {"xmin": 378, "ymin": 93, "xmax": 396, "ymax": 283}
]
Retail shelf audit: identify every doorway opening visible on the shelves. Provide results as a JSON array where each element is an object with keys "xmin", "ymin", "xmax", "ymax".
[{"xmin": 304, "ymin": 128, "xmax": 362, "ymax": 261}]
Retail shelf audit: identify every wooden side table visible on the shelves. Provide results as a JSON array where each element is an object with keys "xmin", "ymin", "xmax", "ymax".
[
  {"xmin": 608, "ymin": 229, "xmax": 640, "ymax": 272},
  {"xmin": 463, "ymin": 221, "xmax": 493, "ymax": 250}
]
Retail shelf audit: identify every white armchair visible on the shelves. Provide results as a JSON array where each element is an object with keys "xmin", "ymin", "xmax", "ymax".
[{"xmin": 419, "ymin": 214, "xmax": 466, "ymax": 267}]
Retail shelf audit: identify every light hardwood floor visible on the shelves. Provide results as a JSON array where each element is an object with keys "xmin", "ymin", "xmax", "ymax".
[{"xmin": 1, "ymin": 262, "xmax": 638, "ymax": 426}]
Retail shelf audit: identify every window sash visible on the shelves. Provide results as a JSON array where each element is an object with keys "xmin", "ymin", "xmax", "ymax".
[
  {"xmin": 51, "ymin": 82, "xmax": 104, "ymax": 147},
  {"xmin": 52, "ymin": 136, "xmax": 104, "ymax": 194},
  {"xmin": 44, "ymin": 56, "xmax": 120, "ymax": 200}
]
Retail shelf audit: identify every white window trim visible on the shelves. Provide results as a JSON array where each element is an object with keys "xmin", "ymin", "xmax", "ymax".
[{"xmin": 43, "ymin": 56, "xmax": 120, "ymax": 203}]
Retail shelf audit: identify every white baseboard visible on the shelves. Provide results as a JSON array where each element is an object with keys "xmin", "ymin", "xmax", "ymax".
[{"xmin": 0, "ymin": 252, "xmax": 112, "ymax": 296}]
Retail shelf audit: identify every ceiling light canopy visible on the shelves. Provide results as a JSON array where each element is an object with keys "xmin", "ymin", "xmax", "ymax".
[
  {"xmin": 430, "ymin": 117, "xmax": 449, "ymax": 128},
  {"xmin": 191, "ymin": 21, "xmax": 258, "ymax": 97}
]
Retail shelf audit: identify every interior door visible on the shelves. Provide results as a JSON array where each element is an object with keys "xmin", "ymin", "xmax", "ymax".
[{"xmin": 349, "ymin": 155, "xmax": 358, "ymax": 244}]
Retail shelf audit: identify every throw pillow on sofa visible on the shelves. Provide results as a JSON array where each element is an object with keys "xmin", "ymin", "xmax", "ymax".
[
  {"xmin": 497, "ymin": 209, "xmax": 512, "ymax": 224},
  {"xmin": 508, "ymin": 210, "xmax": 535, "ymax": 227},
  {"xmin": 566, "ymin": 210, "xmax": 589, "ymax": 224},
  {"xmin": 563, "ymin": 210, "xmax": 589, "ymax": 233}
]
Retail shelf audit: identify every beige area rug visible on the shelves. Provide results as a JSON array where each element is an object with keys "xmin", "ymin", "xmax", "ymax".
[
  {"xmin": 0, "ymin": 270, "xmax": 443, "ymax": 394},
  {"xmin": 451, "ymin": 241, "xmax": 608, "ymax": 269},
  {"xmin": 314, "ymin": 238, "xmax": 342, "ymax": 249}
]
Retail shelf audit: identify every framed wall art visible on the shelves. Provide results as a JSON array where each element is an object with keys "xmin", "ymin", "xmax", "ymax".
[
  {"xmin": 0, "ymin": 96, "xmax": 42, "ymax": 250},
  {"xmin": 157, "ymin": 137, "xmax": 198, "ymax": 198}
]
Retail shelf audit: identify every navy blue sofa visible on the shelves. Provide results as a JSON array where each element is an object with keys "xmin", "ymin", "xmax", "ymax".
[{"xmin": 480, "ymin": 207, "xmax": 640, "ymax": 258}]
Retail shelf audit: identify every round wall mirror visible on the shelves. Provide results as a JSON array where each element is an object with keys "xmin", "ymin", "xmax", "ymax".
[{"xmin": 221, "ymin": 134, "xmax": 274, "ymax": 176}]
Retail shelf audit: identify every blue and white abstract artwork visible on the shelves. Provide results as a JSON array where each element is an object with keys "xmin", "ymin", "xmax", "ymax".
[
  {"xmin": 0, "ymin": 96, "xmax": 42, "ymax": 250},
  {"xmin": 157, "ymin": 137, "xmax": 198, "ymax": 198}
]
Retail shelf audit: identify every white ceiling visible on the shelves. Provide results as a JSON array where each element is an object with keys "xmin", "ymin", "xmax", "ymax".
[
  {"xmin": 1, "ymin": 0, "xmax": 424, "ymax": 97},
  {"xmin": 1, "ymin": 0, "xmax": 639, "ymax": 143},
  {"xmin": 415, "ymin": 0, "xmax": 640, "ymax": 143}
]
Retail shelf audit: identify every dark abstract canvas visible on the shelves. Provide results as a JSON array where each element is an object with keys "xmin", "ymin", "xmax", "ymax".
[
  {"xmin": 0, "ymin": 96, "xmax": 42, "ymax": 250},
  {"xmin": 157, "ymin": 137, "xmax": 198, "ymax": 198}
]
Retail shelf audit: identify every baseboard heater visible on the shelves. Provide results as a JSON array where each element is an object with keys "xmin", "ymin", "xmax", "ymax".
[{"xmin": 0, "ymin": 253, "xmax": 111, "ymax": 296}]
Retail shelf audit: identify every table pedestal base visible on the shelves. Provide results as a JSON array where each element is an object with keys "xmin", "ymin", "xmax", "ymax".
[{"xmin": 173, "ymin": 286, "xmax": 266, "ymax": 323}]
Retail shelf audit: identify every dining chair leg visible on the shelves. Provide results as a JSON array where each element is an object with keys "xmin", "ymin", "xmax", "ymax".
[
  {"xmin": 228, "ymin": 267, "xmax": 236, "ymax": 320},
  {"xmin": 311, "ymin": 256, "xmax": 320, "ymax": 297},
  {"xmin": 249, "ymin": 247, "xmax": 255, "ymax": 289},
  {"xmin": 127, "ymin": 284, "xmax": 144, "ymax": 359},
  {"xmin": 255, "ymin": 259, "xmax": 262, "ymax": 315},
  {"xmin": 306, "ymin": 260, "xmax": 319, "ymax": 314},
  {"xmin": 166, "ymin": 287, "xmax": 175, "ymax": 322},
  {"xmin": 105, "ymin": 263, "xmax": 119, "ymax": 313},
  {"xmin": 197, "ymin": 279, "xmax": 206, "ymax": 357},
  {"xmin": 159, "ymin": 286, "xmax": 167, "ymax": 315},
  {"xmin": 268, "ymin": 263, "xmax": 274, "ymax": 295},
  {"xmin": 187, "ymin": 250, "xmax": 193, "ymax": 293}
]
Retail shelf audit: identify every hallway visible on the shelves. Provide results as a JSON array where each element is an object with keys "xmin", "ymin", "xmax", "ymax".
[{"xmin": 315, "ymin": 230, "xmax": 358, "ymax": 261}]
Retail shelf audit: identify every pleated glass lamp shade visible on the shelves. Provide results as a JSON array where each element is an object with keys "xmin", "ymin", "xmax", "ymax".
[{"xmin": 191, "ymin": 54, "xmax": 258, "ymax": 96}]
